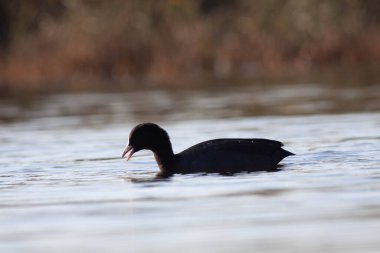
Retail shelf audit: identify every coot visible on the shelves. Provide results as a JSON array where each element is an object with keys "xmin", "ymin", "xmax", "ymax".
[{"xmin": 122, "ymin": 123, "xmax": 294, "ymax": 177}]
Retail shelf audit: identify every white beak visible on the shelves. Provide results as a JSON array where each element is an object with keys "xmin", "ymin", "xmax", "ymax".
[{"xmin": 121, "ymin": 145, "xmax": 134, "ymax": 161}]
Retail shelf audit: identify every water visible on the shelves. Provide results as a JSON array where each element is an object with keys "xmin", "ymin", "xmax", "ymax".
[{"xmin": 1, "ymin": 84, "xmax": 380, "ymax": 253}]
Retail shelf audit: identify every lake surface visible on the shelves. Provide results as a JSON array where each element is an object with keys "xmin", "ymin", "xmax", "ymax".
[{"xmin": 1, "ymin": 84, "xmax": 380, "ymax": 253}]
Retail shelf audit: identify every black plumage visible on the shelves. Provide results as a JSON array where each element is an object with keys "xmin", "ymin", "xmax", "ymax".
[{"xmin": 122, "ymin": 123, "xmax": 294, "ymax": 177}]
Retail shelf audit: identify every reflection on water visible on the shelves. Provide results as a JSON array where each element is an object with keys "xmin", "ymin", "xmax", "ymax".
[
  {"xmin": 1, "ymin": 84, "xmax": 379, "ymax": 124},
  {"xmin": 0, "ymin": 84, "xmax": 380, "ymax": 253}
]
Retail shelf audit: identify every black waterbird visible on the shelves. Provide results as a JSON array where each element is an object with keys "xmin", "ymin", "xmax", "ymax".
[{"xmin": 122, "ymin": 123, "xmax": 294, "ymax": 178}]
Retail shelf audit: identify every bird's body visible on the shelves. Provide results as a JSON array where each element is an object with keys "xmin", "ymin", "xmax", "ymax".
[
  {"xmin": 174, "ymin": 138, "xmax": 292, "ymax": 174},
  {"xmin": 122, "ymin": 123, "xmax": 294, "ymax": 177}
]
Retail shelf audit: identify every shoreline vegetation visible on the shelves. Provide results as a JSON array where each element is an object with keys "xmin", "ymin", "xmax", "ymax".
[{"xmin": 1, "ymin": 0, "xmax": 380, "ymax": 96}]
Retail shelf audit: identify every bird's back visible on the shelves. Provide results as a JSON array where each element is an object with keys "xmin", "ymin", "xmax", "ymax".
[{"xmin": 175, "ymin": 138, "xmax": 293, "ymax": 174}]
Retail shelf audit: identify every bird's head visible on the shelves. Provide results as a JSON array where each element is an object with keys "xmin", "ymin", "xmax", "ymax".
[{"xmin": 122, "ymin": 123, "xmax": 171, "ymax": 161}]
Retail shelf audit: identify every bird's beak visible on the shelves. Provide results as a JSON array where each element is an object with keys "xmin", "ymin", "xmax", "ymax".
[{"xmin": 122, "ymin": 145, "xmax": 134, "ymax": 161}]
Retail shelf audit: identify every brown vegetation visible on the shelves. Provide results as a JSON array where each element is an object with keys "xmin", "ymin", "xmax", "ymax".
[{"xmin": 1, "ymin": 0, "xmax": 380, "ymax": 94}]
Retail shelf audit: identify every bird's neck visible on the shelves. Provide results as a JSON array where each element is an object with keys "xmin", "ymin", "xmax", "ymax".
[{"xmin": 152, "ymin": 142, "xmax": 175, "ymax": 176}]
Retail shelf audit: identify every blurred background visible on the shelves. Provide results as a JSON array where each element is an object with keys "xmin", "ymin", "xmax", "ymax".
[
  {"xmin": 1, "ymin": 1, "xmax": 380, "ymax": 253},
  {"xmin": 0, "ymin": 0, "xmax": 380, "ymax": 95}
]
